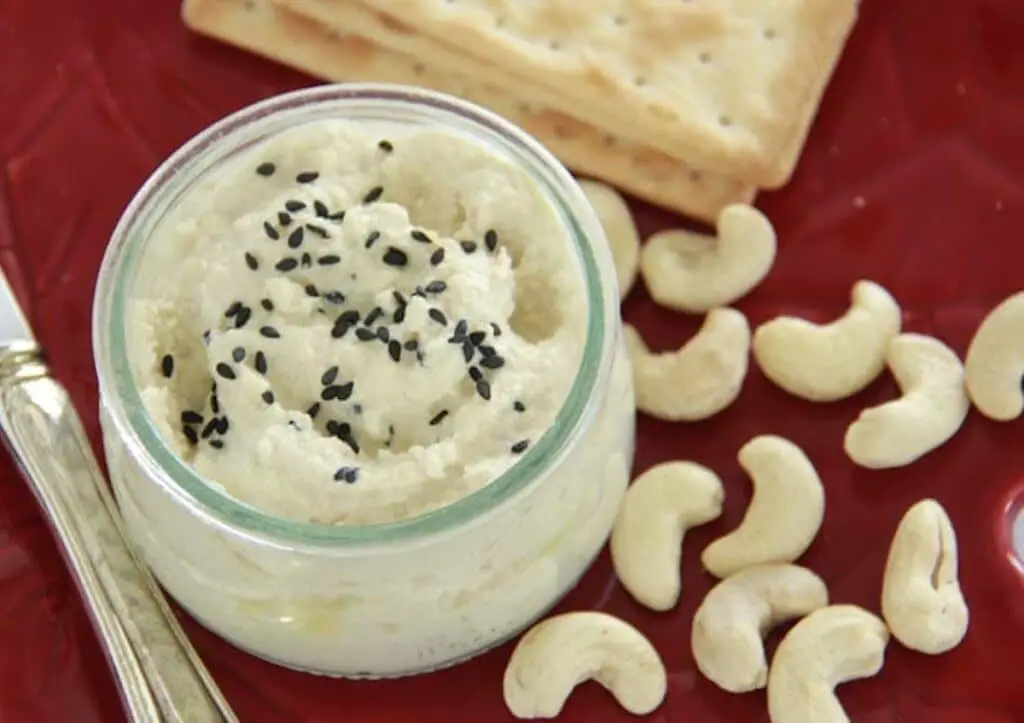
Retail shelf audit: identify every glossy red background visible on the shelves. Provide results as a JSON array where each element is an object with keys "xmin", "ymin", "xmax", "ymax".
[{"xmin": 3, "ymin": 0, "xmax": 1024, "ymax": 721}]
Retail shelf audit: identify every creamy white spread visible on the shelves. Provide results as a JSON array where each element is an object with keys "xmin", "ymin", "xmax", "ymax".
[{"xmin": 129, "ymin": 119, "xmax": 587, "ymax": 525}]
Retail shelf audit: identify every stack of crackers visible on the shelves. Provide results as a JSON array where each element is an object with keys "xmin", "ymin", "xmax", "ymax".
[{"xmin": 182, "ymin": 0, "xmax": 860, "ymax": 222}]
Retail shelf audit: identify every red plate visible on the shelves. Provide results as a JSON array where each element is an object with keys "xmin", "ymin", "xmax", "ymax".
[{"xmin": 3, "ymin": 0, "xmax": 1024, "ymax": 721}]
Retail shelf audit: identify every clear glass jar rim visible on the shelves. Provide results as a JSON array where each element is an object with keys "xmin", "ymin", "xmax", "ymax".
[{"xmin": 92, "ymin": 84, "xmax": 614, "ymax": 547}]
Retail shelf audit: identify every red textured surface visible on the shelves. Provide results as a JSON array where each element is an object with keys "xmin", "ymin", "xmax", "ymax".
[{"xmin": 2, "ymin": 0, "xmax": 1024, "ymax": 721}]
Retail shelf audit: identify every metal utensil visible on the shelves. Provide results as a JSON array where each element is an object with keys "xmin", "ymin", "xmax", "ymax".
[{"xmin": 0, "ymin": 270, "xmax": 235, "ymax": 723}]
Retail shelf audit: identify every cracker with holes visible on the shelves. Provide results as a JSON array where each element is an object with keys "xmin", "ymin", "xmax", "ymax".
[
  {"xmin": 182, "ymin": 0, "xmax": 757, "ymax": 221},
  {"xmin": 280, "ymin": 0, "xmax": 860, "ymax": 187}
]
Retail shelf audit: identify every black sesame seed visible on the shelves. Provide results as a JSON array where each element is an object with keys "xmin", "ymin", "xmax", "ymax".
[
  {"xmin": 181, "ymin": 410, "xmax": 203, "ymax": 425},
  {"xmin": 388, "ymin": 339, "xmax": 402, "ymax": 362},
  {"xmin": 469, "ymin": 330, "xmax": 486, "ymax": 346},
  {"xmin": 318, "ymin": 254, "xmax": 341, "ymax": 266},
  {"xmin": 276, "ymin": 257, "xmax": 298, "ymax": 272},
  {"xmin": 511, "ymin": 439, "xmax": 529, "ymax": 454},
  {"xmin": 305, "ymin": 283, "xmax": 319, "ymax": 297},
  {"xmin": 411, "ymin": 287, "xmax": 427, "ymax": 299},
  {"xmin": 278, "ymin": 211, "xmax": 291, "ymax": 226},
  {"xmin": 263, "ymin": 221, "xmax": 280, "ymax": 240},
  {"xmin": 392, "ymin": 306, "xmax": 406, "ymax": 324},
  {"xmin": 430, "ymin": 247, "xmax": 446, "ymax": 266},
  {"xmin": 231, "ymin": 346, "xmax": 246, "ymax": 363},
  {"xmin": 340, "ymin": 309, "xmax": 360, "ymax": 325},
  {"xmin": 425, "ymin": 280, "xmax": 447, "ymax": 294},
  {"xmin": 327, "ymin": 210, "xmax": 346, "ymax": 222},
  {"xmin": 363, "ymin": 185, "xmax": 384, "ymax": 204},
  {"xmin": 225, "ymin": 301, "xmax": 244, "ymax": 318},
  {"xmin": 376, "ymin": 326, "xmax": 390, "ymax": 342},
  {"xmin": 339, "ymin": 429, "xmax": 360, "ymax": 454},
  {"xmin": 479, "ymin": 345, "xmax": 496, "ymax": 358},
  {"xmin": 307, "ymin": 402, "xmax": 321, "ymax": 419},
  {"xmin": 462, "ymin": 342, "xmax": 475, "ymax": 363},
  {"xmin": 287, "ymin": 226, "xmax": 304, "ymax": 249},
  {"xmin": 364, "ymin": 307, "xmax": 384, "ymax": 326},
  {"xmin": 210, "ymin": 391, "xmax": 221, "ymax": 415},
  {"xmin": 468, "ymin": 366, "xmax": 482, "ymax": 382},
  {"xmin": 404, "ymin": 339, "xmax": 419, "ymax": 351},
  {"xmin": 484, "ymin": 229, "xmax": 499, "ymax": 252},
  {"xmin": 235, "ymin": 307, "xmax": 252, "ymax": 329},
  {"xmin": 201, "ymin": 418, "xmax": 218, "ymax": 439},
  {"xmin": 364, "ymin": 230, "xmax": 381, "ymax": 249},
  {"xmin": 325, "ymin": 420, "xmax": 340, "ymax": 436},
  {"xmin": 514, "ymin": 400, "xmax": 526, "ymax": 412},
  {"xmin": 429, "ymin": 409, "xmax": 449, "ymax": 426},
  {"xmin": 260, "ymin": 326, "xmax": 281, "ymax": 339},
  {"xmin": 262, "ymin": 390, "xmax": 275, "ymax": 405},
  {"xmin": 490, "ymin": 322, "xmax": 502, "ymax": 337},
  {"xmin": 301, "ymin": 253, "xmax": 312, "ymax": 268},
  {"xmin": 215, "ymin": 416, "xmax": 230, "ymax": 435},
  {"xmin": 330, "ymin": 320, "xmax": 351, "ymax": 340},
  {"xmin": 254, "ymin": 351, "xmax": 268, "ymax": 375},
  {"xmin": 306, "ymin": 223, "xmax": 329, "ymax": 239},
  {"xmin": 334, "ymin": 466, "xmax": 360, "ymax": 483},
  {"xmin": 336, "ymin": 381, "xmax": 354, "ymax": 400},
  {"xmin": 355, "ymin": 327, "xmax": 376, "ymax": 342},
  {"xmin": 321, "ymin": 366, "xmax": 340, "ymax": 386},
  {"xmin": 183, "ymin": 426, "xmax": 199, "ymax": 445},
  {"xmin": 296, "ymin": 171, "xmax": 320, "ymax": 184},
  {"xmin": 428, "ymin": 308, "xmax": 448, "ymax": 326},
  {"xmin": 480, "ymin": 355, "xmax": 505, "ymax": 370},
  {"xmin": 382, "ymin": 247, "xmax": 408, "ymax": 267},
  {"xmin": 325, "ymin": 291, "xmax": 346, "ymax": 305},
  {"xmin": 215, "ymin": 362, "xmax": 236, "ymax": 380},
  {"xmin": 285, "ymin": 200, "xmax": 306, "ymax": 213},
  {"xmin": 411, "ymin": 230, "xmax": 432, "ymax": 244},
  {"xmin": 460, "ymin": 240, "xmax": 478, "ymax": 254},
  {"xmin": 161, "ymin": 354, "xmax": 174, "ymax": 378},
  {"xmin": 454, "ymin": 319, "xmax": 468, "ymax": 337},
  {"xmin": 313, "ymin": 200, "xmax": 329, "ymax": 217},
  {"xmin": 261, "ymin": 298, "xmax": 275, "ymax": 311},
  {"xmin": 209, "ymin": 439, "xmax": 225, "ymax": 450},
  {"xmin": 476, "ymin": 379, "xmax": 492, "ymax": 401},
  {"xmin": 378, "ymin": 139, "xmax": 394, "ymax": 152},
  {"xmin": 256, "ymin": 162, "xmax": 276, "ymax": 177},
  {"xmin": 244, "ymin": 252, "xmax": 259, "ymax": 271}
]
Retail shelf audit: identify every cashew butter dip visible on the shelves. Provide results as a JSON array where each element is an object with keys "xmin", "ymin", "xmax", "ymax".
[{"xmin": 130, "ymin": 118, "xmax": 587, "ymax": 525}]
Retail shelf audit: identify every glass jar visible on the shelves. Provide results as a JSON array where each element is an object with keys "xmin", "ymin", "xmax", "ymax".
[{"xmin": 92, "ymin": 84, "xmax": 634, "ymax": 678}]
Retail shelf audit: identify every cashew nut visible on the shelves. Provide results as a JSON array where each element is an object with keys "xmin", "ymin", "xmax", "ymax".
[
  {"xmin": 640, "ymin": 203, "xmax": 776, "ymax": 312},
  {"xmin": 578, "ymin": 179, "xmax": 640, "ymax": 299},
  {"xmin": 881, "ymin": 499, "xmax": 968, "ymax": 654},
  {"xmin": 503, "ymin": 612, "xmax": 667, "ymax": 719},
  {"xmin": 702, "ymin": 435, "xmax": 825, "ymax": 578},
  {"xmin": 767, "ymin": 605, "xmax": 889, "ymax": 723},
  {"xmin": 610, "ymin": 461, "xmax": 725, "ymax": 611},
  {"xmin": 691, "ymin": 564, "xmax": 829, "ymax": 693},
  {"xmin": 753, "ymin": 280, "xmax": 902, "ymax": 402},
  {"xmin": 844, "ymin": 333, "xmax": 969, "ymax": 469},
  {"xmin": 624, "ymin": 308, "xmax": 750, "ymax": 422},
  {"xmin": 964, "ymin": 291, "xmax": 1024, "ymax": 420}
]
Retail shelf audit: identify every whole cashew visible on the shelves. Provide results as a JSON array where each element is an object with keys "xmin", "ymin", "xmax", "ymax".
[
  {"xmin": 753, "ymin": 280, "xmax": 902, "ymax": 402},
  {"xmin": 964, "ymin": 291, "xmax": 1024, "ymax": 420},
  {"xmin": 578, "ymin": 179, "xmax": 640, "ymax": 299},
  {"xmin": 702, "ymin": 435, "xmax": 825, "ymax": 578},
  {"xmin": 691, "ymin": 564, "xmax": 829, "ymax": 693},
  {"xmin": 640, "ymin": 204, "xmax": 776, "ymax": 312},
  {"xmin": 610, "ymin": 461, "xmax": 725, "ymax": 611},
  {"xmin": 503, "ymin": 612, "xmax": 667, "ymax": 719},
  {"xmin": 767, "ymin": 605, "xmax": 889, "ymax": 723},
  {"xmin": 624, "ymin": 308, "xmax": 751, "ymax": 422},
  {"xmin": 844, "ymin": 333, "xmax": 969, "ymax": 469},
  {"xmin": 881, "ymin": 499, "xmax": 968, "ymax": 654}
]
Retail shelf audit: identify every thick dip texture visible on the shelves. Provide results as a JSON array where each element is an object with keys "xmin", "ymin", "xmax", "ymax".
[{"xmin": 130, "ymin": 120, "xmax": 587, "ymax": 525}]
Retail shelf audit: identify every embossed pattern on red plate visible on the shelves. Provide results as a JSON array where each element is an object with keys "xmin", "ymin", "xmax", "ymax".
[{"xmin": 1, "ymin": 0, "xmax": 1024, "ymax": 721}]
